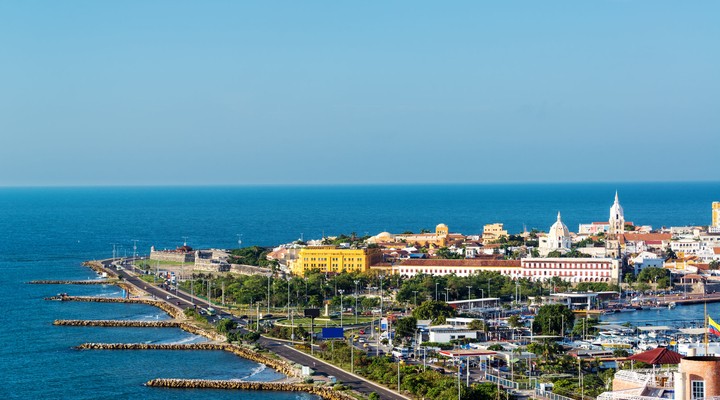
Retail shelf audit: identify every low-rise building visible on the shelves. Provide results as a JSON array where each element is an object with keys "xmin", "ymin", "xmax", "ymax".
[
  {"xmin": 289, "ymin": 246, "xmax": 382, "ymax": 277},
  {"xmin": 482, "ymin": 223, "xmax": 508, "ymax": 242},
  {"xmin": 428, "ymin": 325, "xmax": 479, "ymax": 343}
]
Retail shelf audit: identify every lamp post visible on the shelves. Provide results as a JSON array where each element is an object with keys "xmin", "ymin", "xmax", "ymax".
[
  {"xmin": 267, "ymin": 275, "xmax": 271, "ymax": 315},
  {"xmin": 354, "ymin": 280, "xmax": 360, "ymax": 325},
  {"xmin": 445, "ymin": 288, "xmax": 450, "ymax": 302},
  {"xmin": 436, "ymin": 282, "xmax": 439, "ymax": 301},
  {"xmin": 467, "ymin": 285, "xmax": 472, "ymax": 300},
  {"xmin": 287, "ymin": 279, "xmax": 291, "ymax": 320},
  {"xmin": 339, "ymin": 289, "xmax": 345, "ymax": 327},
  {"xmin": 379, "ymin": 275, "xmax": 385, "ymax": 317}
]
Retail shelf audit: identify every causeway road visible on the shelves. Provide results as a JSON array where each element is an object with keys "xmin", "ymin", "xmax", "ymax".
[{"xmin": 102, "ymin": 259, "xmax": 408, "ymax": 400}]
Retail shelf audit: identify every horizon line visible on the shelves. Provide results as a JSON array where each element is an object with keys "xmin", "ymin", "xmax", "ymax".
[{"xmin": 1, "ymin": 180, "xmax": 719, "ymax": 189}]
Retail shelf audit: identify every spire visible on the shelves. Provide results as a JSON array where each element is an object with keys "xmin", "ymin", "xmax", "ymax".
[
  {"xmin": 615, "ymin": 190, "xmax": 619, "ymax": 204},
  {"xmin": 557, "ymin": 211, "xmax": 562, "ymax": 222}
]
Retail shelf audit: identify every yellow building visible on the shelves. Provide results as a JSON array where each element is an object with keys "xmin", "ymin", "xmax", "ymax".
[
  {"xmin": 713, "ymin": 201, "xmax": 720, "ymax": 228},
  {"xmin": 368, "ymin": 223, "xmax": 450, "ymax": 247},
  {"xmin": 290, "ymin": 246, "xmax": 382, "ymax": 277},
  {"xmin": 482, "ymin": 223, "xmax": 508, "ymax": 242}
]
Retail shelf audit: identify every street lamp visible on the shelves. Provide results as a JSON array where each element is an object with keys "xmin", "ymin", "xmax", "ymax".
[
  {"xmin": 436, "ymin": 282, "xmax": 439, "ymax": 301},
  {"xmin": 339, "ymin": 289, "xmax": 345, "ymax": 327},
  {"xmin": 445, "ymin": 288, "xmax": 450, "ymax": 302},
  {"xmin": 354, "ymin": 280, "xmax": 360, "ymax": 325}
]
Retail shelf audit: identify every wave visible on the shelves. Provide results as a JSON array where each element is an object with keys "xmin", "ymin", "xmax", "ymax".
[{"xmin": 231, "ymin": 363, "xmax": 267, "ymax": 381}]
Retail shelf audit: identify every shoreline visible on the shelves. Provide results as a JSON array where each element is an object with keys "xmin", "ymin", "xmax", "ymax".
[{"xmin": 62, "ymin": 259, "xmax": 358, "ymax": 400}]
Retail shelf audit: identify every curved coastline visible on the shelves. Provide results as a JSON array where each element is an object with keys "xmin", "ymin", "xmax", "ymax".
[{"xmin": 54, "ymin": 261, "xmax": 321, "ymax": 394}]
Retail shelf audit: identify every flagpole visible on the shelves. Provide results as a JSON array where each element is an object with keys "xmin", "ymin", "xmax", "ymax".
[{"xmin": 705, "ymin": 301, "xmax": 709, "ymax": 356}]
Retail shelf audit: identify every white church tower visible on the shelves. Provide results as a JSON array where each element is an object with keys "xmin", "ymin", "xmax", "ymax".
[
  {"xmin": 609, "ymin": 191, "xmax": 625, "ymax": 236},
  {"xmin": 607, "ymin": 191, "xmax": 625, "ymax": 258}
]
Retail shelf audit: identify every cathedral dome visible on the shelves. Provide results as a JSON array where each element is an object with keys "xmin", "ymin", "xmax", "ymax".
[{"xmin": 548, "ymin": 212, "xmax": 570, "ymax": 238}]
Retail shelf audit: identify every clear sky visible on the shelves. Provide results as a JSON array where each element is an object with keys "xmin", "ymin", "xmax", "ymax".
[{"xmin": 1, "ymin": 1, "xmax": 718, "ymax": 186}]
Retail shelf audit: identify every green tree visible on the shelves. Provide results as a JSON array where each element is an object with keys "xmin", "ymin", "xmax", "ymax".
[
  {"xmin": 412, "ymin": 300, "xmax": 456, "ymax": 324},
  {"xmin": 534, "ymin": 304, "xmax": 574, "ymax": 335},
  {"xmin": 216, "ymin": 318, "xmax": 235, "ymax": 334},
  {"xmin": 395, "ymin": 316, "xmax": 418, "ymax": 343}
]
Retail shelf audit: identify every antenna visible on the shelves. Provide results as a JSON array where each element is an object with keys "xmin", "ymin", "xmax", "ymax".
[{"xmin": 182, "ymin": 236, "xmax": 189, "ymax": 246}]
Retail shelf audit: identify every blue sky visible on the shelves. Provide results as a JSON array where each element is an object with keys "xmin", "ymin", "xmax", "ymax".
[{"xmin": 0, "ymin": 1, "xmax": 718, "ymax": 186}]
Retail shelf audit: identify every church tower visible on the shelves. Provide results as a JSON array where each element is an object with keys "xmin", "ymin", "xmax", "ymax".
[
  {"xmin": 609, "ymin": 191, "xmax": 625, "ymax": 236},
  {"xmin": 606, "ymin": 191, "xmax": 624, "ymax": 258}
]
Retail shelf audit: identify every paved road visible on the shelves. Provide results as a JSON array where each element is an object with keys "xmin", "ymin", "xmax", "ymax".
[
  {"xmin": 259, "ymin": 339, "xmax": 409, "ymax": 400},
  {"xmin": 102, "ymin": 259, "xmax": 407, "ymax": 400}
]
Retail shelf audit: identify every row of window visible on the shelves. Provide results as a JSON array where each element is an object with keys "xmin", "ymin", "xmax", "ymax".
[{"xmin": 524, "ymin": 262, "xmax": 611, "ymax": 269}]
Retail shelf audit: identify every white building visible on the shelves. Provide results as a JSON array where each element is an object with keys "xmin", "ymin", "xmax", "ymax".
[
  {"xmin": 539, "ymin": 212, "xmax": 572, "ymax": 256},
  {"xmin": 520, "ymin": 257, "xmax": 620, "ymax": 283},
  {"xmin": 631, "ymin": 251, "xmax": 665, "ymax": 274},
  {"xmin": 428, "ymin": 326, "xmax": 479, "ymax": 343}
]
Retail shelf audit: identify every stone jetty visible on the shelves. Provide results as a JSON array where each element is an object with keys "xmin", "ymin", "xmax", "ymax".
[
  {"xmin": 75, "ymin": 341, "xmax": 300, "ymax": 378},
  {"xmin": 82, "ymin": 261, "xmax": 117, "ymax": 277},
  {"xmin": 44, "ymin": 296, "xmax": 182, "ymax": 318},
  {"xmin": 145, "ymin": 379, "xmax": 356, "ymax": 400},
  {"xmin": 76, "ymin": 343, "xmax": 222, "ymax": 350},
  {"xmin": 29, "ymin": 280, "xmax": 116, "ymax": 285},
  {"xmin": 55, "ymin": 320, "xmax": 182, "ymax": 328}
]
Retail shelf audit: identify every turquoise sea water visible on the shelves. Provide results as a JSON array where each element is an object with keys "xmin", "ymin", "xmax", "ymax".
[{"xmin": 1, "ymin": 183, "xmax": 719, "ymax": 398}]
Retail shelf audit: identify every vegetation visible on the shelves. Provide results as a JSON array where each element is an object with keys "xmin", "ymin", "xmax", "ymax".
[
  {"xmin": 411, "ymin": 300, "xmax": 456, "ymax": 324},
  {"xmin": 229, "ymin": 246, "xmax": 273, "ymax": 267},
  {"xmin": 533, "ymin": 304, "xmax": 575, "ymax": 335}
]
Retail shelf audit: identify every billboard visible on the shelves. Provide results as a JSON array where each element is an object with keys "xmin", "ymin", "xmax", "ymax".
[
  {"xmin": 322, "ymin": 327, "xmax": 345, "ymax": 339},
  {"xmin": 304, "ymin": 308, "xmax": 321, "ymax": 318}
]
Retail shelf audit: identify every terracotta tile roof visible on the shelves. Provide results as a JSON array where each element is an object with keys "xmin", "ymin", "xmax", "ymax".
[
  {"xmin": 398, "ymin": 259, "xmax": 521, "ymax": 267},
  {"xmin": 621, "ymin": 233, "xmax": 672, "ymax": 244}
]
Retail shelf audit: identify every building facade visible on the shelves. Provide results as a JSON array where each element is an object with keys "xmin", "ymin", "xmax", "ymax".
[
  {"xmin": 289, "ymin": 246, "xmax": 382, "ymax": 277},
  {"xmin": 482, "ymin": 223, "xmax": 508, "ymax": 242},
  {"xmin": 520, "ymin": 257, "xmax": 620, "ymax": 283},
  {"xmin": 390, "ymin": 257, "xmax": 620, "ymax": 283}
]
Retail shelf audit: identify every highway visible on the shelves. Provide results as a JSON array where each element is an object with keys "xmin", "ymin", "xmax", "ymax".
[{"xmin": 102, "ymin": 259, "xmax": 408, "ymax": 400}]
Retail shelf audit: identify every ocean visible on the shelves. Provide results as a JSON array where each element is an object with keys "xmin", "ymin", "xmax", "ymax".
[{"xmin": 1, "ymin": 183, "xmax": 718, "ymax": 398}]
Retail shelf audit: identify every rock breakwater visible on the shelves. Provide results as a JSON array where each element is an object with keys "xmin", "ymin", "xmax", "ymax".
[
  {"xmin": 145, "ymin": 379, "xmax": 356, "ymax": 400},
  {"xmin": 82, "ymin": 261, "xmax": 117, "ymax": 277},
  {"xmin": 44, "ymin": 296, "xmax": 182, "ymax": 318},
  {"xmin": 29, "ymin": 280, "xmax": 116, "ymax": 285},
  {"xmin": 74, "ymin": 340, "xmax": 300, "ymax": 378},
  {"xmin": 55, "ymin": 320, "xmax": 182, "ymax": 328}
]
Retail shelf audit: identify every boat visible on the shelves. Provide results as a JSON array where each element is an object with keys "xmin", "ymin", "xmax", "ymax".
[{"xmin": 668, "ymin": 302, "xmax": 677, "ymax": 309}]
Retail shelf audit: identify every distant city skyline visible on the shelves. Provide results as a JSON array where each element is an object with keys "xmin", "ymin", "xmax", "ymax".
[{"xmin": 1, "ymin": 1, "xmax": 718, "ymax": 187}]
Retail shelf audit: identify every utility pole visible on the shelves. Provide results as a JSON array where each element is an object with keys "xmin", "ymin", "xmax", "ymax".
[
  {"xmin": 132, "ymin": 239, "xmax": 138, "ymax": 259},
  {"xmin": 339, "ymin": 289, "xmax": 345, "ymax": 327},
  {"xmin": 267, "ymin": 275, "xmax": 271, "ymax": 314},
  {"xmin": 354, "ymin": 280, "xmax": 360, "ymax": 325}
]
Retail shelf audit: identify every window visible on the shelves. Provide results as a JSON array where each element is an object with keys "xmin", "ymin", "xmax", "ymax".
[{"xmin": 692, "ymin": 380, "xmax": 704, "ymax": 400}]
